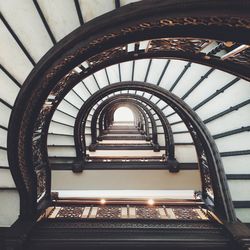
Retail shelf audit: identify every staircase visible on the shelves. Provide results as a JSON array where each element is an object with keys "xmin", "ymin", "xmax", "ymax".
[
  {"xmin": 0, "ymin": 2, "xmax": 249, "ymax": 249},
  {"xmin": 88, "ymin": 121, "xmax": 164, "ymax": 162}
]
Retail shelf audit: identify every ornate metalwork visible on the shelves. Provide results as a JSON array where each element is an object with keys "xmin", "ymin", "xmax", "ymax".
[
  {"xmin": 48, "ymin": 205, "xmax": 209, "ymax": 221},
  {"xmin": 88, "ymin": 46, "xmax": 126, "ymax": 67},
  {"xmin": 36, "ymin": 168, "xmax": 46, "ymax": 198},
  {"xmin": 183, "ymin": 120, "xmax": 214, "ymax": 199},
  {"xmin": 8, "ymin": 0, "xmax": 248, "ymax": 219},
  {"xmin": 135, "ymin": 206, "xmax": 160, "ymax": 219},
  {"xmin": 172, "ymin": 207, "xmax": 202, "ymax": 220},
  {"xmin": 50, "ymin": 71, "xmax": 78, "ymax": 96},
  {"xmin": 96, "ymin": 206, "xmax": 121, "ymax": 219},
  {"xmin": 32, "ymin": 104, "xmax": 52, "ymax": 199},
  {"xmin": 149, "ymin": 39, "xmax": 210, "ymax": 53},
  {"xmin": 56, "ymin": 207, "xmax": 83, "ymax": 218}
]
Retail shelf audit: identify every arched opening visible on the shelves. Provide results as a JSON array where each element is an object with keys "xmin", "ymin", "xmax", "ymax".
[
  {"xmin": 3, "ymin": 1, "xmax": 249, "ymax": 248},
  {"xmin": 113, "ymin": 107, "xmax": 134, "ymax": 122}
]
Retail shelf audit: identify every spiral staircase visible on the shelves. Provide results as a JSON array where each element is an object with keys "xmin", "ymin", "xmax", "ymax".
[{"xmin": 0, "ymin": 0, "xmax": 250, "ymax": 249}]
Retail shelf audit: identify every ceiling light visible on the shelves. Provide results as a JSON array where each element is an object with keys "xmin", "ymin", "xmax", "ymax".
[
  {"xmin": 147, "ymin": 199, "xmax": 155, "ymax": 205},
  {"xmin": 100, "ymin": 199, "xmax": 106, "ymax": 204}
]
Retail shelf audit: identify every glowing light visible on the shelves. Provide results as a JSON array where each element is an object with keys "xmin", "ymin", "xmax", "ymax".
[
  {"xmin": 147, "ymin": 199, "xmax": 155, "ymax": 205},
  {"xmin": 100, "ymin": 199, "xmax": 106, "ymax": 204}
]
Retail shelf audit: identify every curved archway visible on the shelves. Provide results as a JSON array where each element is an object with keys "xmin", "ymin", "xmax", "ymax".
[
  {"xmin": 73, "ymin": 81, "xmax": 235, "ymax": 221},
  {"xmin": 97, "ymin": 102, "xmax": 151, "ymax": 143},
  {"xmin": 91, "ymin": 99, "xmax": 160, "ymax": 151},
  {"xmin": 7, "ymin": 0, "xmax": 249, "ymax": 222},
  {"xmin": 84, "ymin": 93, "xmax": 176, "ymax": 159},
  {"xmin": 102, "ymin": 104, "xmax": 147, "ymax": 136},
  {"xmin": 114, "ymin": 107, "xmax": 134, "ymax": 122}
]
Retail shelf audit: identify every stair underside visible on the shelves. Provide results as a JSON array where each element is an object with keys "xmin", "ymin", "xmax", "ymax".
[{"xmin": 28, "ymin": 219, "xmax": 232, "ymax": 250}]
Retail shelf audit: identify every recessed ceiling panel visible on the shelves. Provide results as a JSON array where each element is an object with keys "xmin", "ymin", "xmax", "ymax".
[
  {"xmin": 106, "ymin": 64, "xmax": 119, "ymax": 84},
  {"xmin": 184, "ymin": 70, "xmax": 237, "ymax": 108},
  {"xmin": 0, "ymin": 0, "xmax": 53, "ymax": 62},
  {"xmin": 121, "ymin": 61, "xmax": 133, "ymax": 82},
  {"xmin": 94, "ymin": 70, "xmax": 109, "ymax": 88},
  {"xmin": 0, "ymin": 71, "xmax": 19, "ymax": 105},
  {"xmin": 0, "ymin": 21, "xmax": 33, "ymax": 83},
  {"xmin": 79, "ymin": 0, "xmax": 115, "ymax": 22},
  {"xmin": 172, "ymin": 63, "xmax": 210, "ymax": 97},
  {"xmin": 134, "ymin": 59, "xmax": 150, "ymax": 82},
  {"xmin": 37, "ymin": 0, "xmax": 79, "ymax": 41},
  {"xmin": 147, "ymin": 59, "xmax": 168, "ymax": 84},
  {"xmin": 160, "ymin": 60, "xmax": 187, "ymax": 90}
]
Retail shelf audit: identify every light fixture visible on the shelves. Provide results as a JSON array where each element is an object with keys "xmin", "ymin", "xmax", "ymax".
[
  {"xmin": 147, "ymin": 199, "xmax": 155, "ymax": 205},
  {"xmin": 100, "ymin": 199, "xmax": 106, "ymax": 204}
]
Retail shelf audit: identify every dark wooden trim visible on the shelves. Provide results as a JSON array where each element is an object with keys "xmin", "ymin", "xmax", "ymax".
[
  {"xmin": 233, "ymin": 201, "xmax": 250, "ymax": 208},
  {"xmin": 170, "ymin": 120, "xmax": 183, "ymax": 126},
  {"xmin": 0, "ymin": 166, "xmax": 9, "ymax": 169},
  {"xmin": 105, "ymin": 68, "xmax": 110, "ymax": 85},
  {"xmin": 220, "ymin": 150, "xmax": 250, "ymax": 157},
  {"xmin": 173, "ymin": 131, "xmax": 189, "ymax": 134},
  {"xmin": 157, "ymin": 60, "xmax": 170, "ymax": 86},
  {"xmin": 0, "ymin": 125, "xmax": 8, "ymax": 131},
  {"xmin": 227, "ymin": 174, "xmax": 250, "ymax": 180},
  {"xmin": 92, "ymin": 73, "xmax": 101, "ymax": 89},
  {"xmin": 74, "ymin": 0, "xmax": 84, "ymax": 25},
  {"xmin": 50, "ymin": 161, "xmax": 198, "ymax": 170},
  {"xmin": 115, "ymin": 0, "xmax": 120, "ymax": 9},
  {"xmin": 118, "ymin": 63, "xmax": 122, "ymax": 82},
  {"xmin": 213, "ymin": 126, "xmax": 250, "ymax": 139},
  {"xmin": 131, "ymin": 60, "xmax": 135, "ymax": 81},
  {"xmin": 0, "ymin": 187, "xmax": 17, "ymax": 190},
  {"xmin": 204, "ymin": 99, "xmax": 250, "ymax": 124},
  {"xmin": 165, "ymin": 111, "xmax": 176, "ymax": 118}
]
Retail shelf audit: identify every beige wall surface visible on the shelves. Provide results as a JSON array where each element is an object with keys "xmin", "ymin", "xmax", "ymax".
[{"xmin": 52, "ymin": 170, "xmax": 201, "ymax": 190}]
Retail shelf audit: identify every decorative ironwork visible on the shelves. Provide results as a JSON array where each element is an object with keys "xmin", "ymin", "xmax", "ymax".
[
  {"xmin": 48, "ymin": 205, "xmax": 209, "ymax": 221},
  {"xmin": 8, "ymin": 1, "xmax": 248, "ymax": 218},
  {"xmin": 184, "ymin": 121, "xmax": 214, "ymax": 198},
  {"xmin": 135, "ymin": 206, "xmax": 160, "ymax": 219},
  {"xmin": 96, "ymin": 206, "xmax": 121, "ymax": 219},
  {"xmin": 88, "ymin": 46, "xmax": 126, "ymax": 67},
  {"xmin": 56, "ymin": 207, "xmax": 83, "ymax": 218},
  {"xmin": 32, "ymin": 104, "xmax": 52, "ymax": 199},
  {"xmin": 172, "ymin": 207, "xmax": 202, "ymax": 220},
  {"xmin": 149, "ymin": 39, "xmax": 210, "ymax": 53},
  {"xmin": 50, "ymin": 71, "xmax": 78, "ymax": 96},
  {"xmin": 36, "ymin": 168, "xmax": 46, "ymax": 198}
]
